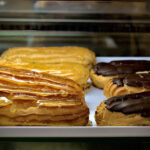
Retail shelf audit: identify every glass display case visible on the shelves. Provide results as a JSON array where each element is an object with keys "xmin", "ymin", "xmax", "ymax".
[
  {"xmin": 0, "ymin": 0, "xmax": 150, "ymax": 56},
  {"xmin": 1, "ymin": 0, "xmax": 150, "ymax": 149}
]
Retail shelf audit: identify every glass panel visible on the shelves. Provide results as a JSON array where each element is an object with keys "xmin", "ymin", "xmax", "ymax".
[
  {"xmin": 0, "ymin": 31, "xmax": 150, "ymax": 56},
  {"xmin": 0, "ymin": 1, "xmax": 149, "ymax": 25},
  {"xmin": 0, "ymin": 1, "xmax": 148, "ymax": 14}
]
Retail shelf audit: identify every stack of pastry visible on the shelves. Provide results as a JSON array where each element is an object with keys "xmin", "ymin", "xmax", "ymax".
[
  {"xmin": 0, "ymin": 65, "xmax": 89, "ymax": 126},
  {"xmin": 1, "ymin": 47, "xmax": 96, "ymax": 89},
  {"xmin": 94, "ymin": 60, "xmax": 150, "ymax": 126},
  {"xmin": 0, "ymin": 46, "xmax": 96, "ymax": 126}
]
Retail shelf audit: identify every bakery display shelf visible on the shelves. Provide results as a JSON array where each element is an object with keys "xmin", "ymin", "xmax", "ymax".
[{"xmin": 1, "ymin": 57, "xmax": 150, "ymax": 138}]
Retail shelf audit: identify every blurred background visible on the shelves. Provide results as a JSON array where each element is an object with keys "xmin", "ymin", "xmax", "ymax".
[{"xmin": 0, "ymin": 0, "xmax": 150, "ymax": 56}]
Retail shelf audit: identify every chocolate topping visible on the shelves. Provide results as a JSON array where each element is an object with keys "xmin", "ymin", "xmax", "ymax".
[
  {"xmin": 94, "ymin": 60, "xmax": 150, "ymax": 76},
  {"xmin": 105, "ymin": 91, "xmax": 150, "ymax": 117},
  {"xmin": 113, "ymin": 73, "xmax": 150, "ymax": 88}
]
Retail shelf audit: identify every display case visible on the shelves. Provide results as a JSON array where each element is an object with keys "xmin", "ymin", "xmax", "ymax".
[
  {"xmin": 1, "ymin": 0, "xmax": 150, "ymax": 56},
  {"xmin": 1, "ymin": 0, "xmax": 150, "ymax": 149}
]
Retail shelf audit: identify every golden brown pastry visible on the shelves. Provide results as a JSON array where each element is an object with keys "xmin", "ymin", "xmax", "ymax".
[
  {"xmin": 0, "ymin": 60, "xmax": 89, "ymax": 89},
  {"xmin": 1, "ymin": 46, "xmax": 96, "ymax": 69},
  {"xmin": 90, "ymin": 69, "xmax": 115, "ymax": 89},
  {"xmin": 90, "ymin": 60, "xmax": 150, "ymax": 89},
  {"xmin": 104, "ymin": 73, "xmax": 150, "ymax": 97},
  {"xmin": 0, "ymin": 65, "xmax": 89, "ymax": 126},
  {"xmin": 95, "ymin": 92, "xmax": 150, "ymax": 126}
]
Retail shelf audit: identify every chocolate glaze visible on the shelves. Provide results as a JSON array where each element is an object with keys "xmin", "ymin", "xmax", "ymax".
[
  {"xmin": 94, "ymin": 60, "xmax": 150, "ymax": 76},
  {"xmin": 105, "ymin": 91, "xmax": 150, "ymax": 117},
  {"xmin": 113, "ymin": 73, "xmax": 150, "ymax": 88}
]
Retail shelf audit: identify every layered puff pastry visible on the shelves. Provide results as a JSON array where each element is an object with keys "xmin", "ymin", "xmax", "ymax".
[
  {"xmin": 104, "ymin": 73, "xmax": 150, "ymax": 98},
  {"xmin": 1, "ymin": 46, "xmax": 96, "ymax": 69},
  {"xmin": 0, "ymin": 65, "xmax": 89, "ymax": 126},
  {"xmin": 95, "ymin": 92, "xmax": 150, "ymax": 126},
  {"xmin": 0, "ymin": 60, "xmax": 89, "ymax": 89},
  {"xmin": 90, "ymin": 60, "xmax": 150, "ymax": 89}
]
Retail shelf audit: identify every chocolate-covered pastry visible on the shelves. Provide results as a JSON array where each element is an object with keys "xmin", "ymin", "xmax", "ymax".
[
  {"xmin": 95, "ymin": 60, "xmax": 150, "ymax": 76},
  {"xmin": 105, "ymin": 91, "xmax": 150, "ymax": 117},
  {"xmin": 104, "ymin": 73, "xmax": 150, "ymax": 97},
  {"xmin": 90, "ymin": 60, "xmax": 150, "ymax": 89},
  {"xmin": 113, "ymin": 73, "xmax": 150, "ymax": 88},
  {"xmin": 95, "ymin": 92, "xmax": 150, "ymax": 126}
]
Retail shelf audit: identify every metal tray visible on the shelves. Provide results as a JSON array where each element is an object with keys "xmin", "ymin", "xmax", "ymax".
[{"xmin": 1, "ymin": 57, "xmax": 150, "ymax": 138}]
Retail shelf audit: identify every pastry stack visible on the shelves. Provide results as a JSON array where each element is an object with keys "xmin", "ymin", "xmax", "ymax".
[
  {"xmin": 0, "ymin": 46, "xmax": 96, "ymax": 126},
  {"xmin": 91, "ymin": 60, "xmax": 150, "ymax": 126},
  {"xmin": 1, "ymin": 47, "xmax": 96, "ymax": 89}
]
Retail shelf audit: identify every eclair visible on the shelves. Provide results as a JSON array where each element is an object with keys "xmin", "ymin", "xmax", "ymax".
[
  {"xmin": 95, "ymin": 91, "xmax": 150, "ymax": 126},
  {"xmin": 90, "ymin": 60, "xmax": 150, "ymax": 89},
  {"xmin": 104, "ymin": 73, "xmax": 150, "ymax": 97}
]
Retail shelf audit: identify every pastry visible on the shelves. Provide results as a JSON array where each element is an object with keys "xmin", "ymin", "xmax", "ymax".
[
  {"xmin": 0, "ymin": 65, "xmax": 89, "ymax": 126},
  {"xmin": 0, "ymin": 60, "xmax": 89, "ymax": 89},
  {"xmin": 90, "ymin": 60, "xmax": 150, "ymax": 89},
  {"xmin": 104, "ymin": 73, "xmax": 150, "ymax": 97},
  {"xmin": 95, "ymin": 91, "xmax": 150, "ymax": 126},
  {"xmin": 90, "ymin": 69, "xmax": 115, "ymax": 89},
  {"xmin": 1, "ymin": 46, "xmax": 96, "ymax": 69}
]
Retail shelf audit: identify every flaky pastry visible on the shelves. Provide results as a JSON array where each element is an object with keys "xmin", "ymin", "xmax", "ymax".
[
  {"xmin": 0, "ymin": 65, "xmax": 89, "ymax": 126},
  {"xmin": 0, "ymin": 60, "xmax": 89, "ymax": 89},
  {"xmin": 2, "ymin": 46, "xmax": 96, "ymax": 69}
]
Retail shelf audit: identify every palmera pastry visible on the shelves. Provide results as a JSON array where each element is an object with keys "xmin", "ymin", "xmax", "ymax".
[
  {"xmin": 0, "ymin": 65, "xmax": 89, "ymax": 126},
  {"xmin": 0, "ymin": 60, "xmax": 89, "ymax": 89},
  {"xmin": 104, "ymin": 73, "xmax": 150, "ymax": 97},
  {"xmin": 90, "ymin": 60, "xmax": 150, "ymax": 89},
  {"xmin": 95, "ymin": 91, "xmax": 150, "ymax": 126},
  {"xmin": 1, "ymin": 46, "xmax": 96, "ymax": 69}
]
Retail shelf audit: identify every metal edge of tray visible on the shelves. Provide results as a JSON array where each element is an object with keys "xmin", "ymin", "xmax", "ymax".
[{"xmin": 0, "ymin": 126, "xmax": 150, "ymax": 137}]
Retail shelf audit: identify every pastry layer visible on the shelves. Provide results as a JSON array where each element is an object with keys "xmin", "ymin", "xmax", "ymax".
[
  {"xmin": 1, "ymin": 46, "xmax": 96, "ymax": 69},
  {"xmin": 95, "ymin": 92, "xmax": 150, "ymax": 126},
  {"xmin": 0, "ymin": 65, "xmax": 89, "ymax": 126},
  {"xmin": 0, "ymin": 61, "xmax": 89, "ymax": 89},
  {"xmin": 90, "ymin": 69, "xmax": 116, "ymax": 89},
  {"xmin": 104, "ymin": 73, "xmax": 150, "ymax": 97}
]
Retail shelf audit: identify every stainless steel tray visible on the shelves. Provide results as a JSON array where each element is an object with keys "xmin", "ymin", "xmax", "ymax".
[{"xmin": 1, "ymin": 57, "xmax": 150, "ymax": 138}]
